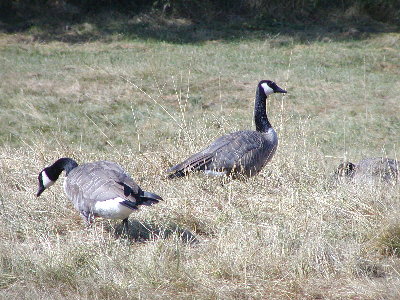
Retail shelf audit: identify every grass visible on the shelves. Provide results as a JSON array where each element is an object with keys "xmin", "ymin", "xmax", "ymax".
[{"xmin": 0, "ymin": 18, "xmax": 400, "ymax": 299}]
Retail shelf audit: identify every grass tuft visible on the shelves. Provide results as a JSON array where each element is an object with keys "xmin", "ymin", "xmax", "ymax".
[{"xmin": 377, "ymin": 224, "xmax": 400, "ymax": 257}]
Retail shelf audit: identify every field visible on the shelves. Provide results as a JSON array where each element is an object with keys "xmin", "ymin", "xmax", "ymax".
[{"xmin": 0, "ymin": 17, "xmax": 400, "ymax": 299}]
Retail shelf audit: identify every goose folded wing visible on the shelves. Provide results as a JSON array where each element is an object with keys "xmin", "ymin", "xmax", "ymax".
[
  {"xmin": 166, "ymin": 134, "xmax": 236, "ymax": 175},
  {"xmin": 93, "ymin": 171, "xmax": 161, "ymax": 207},
  {"xmin": 77, "ymin": 168, "xmax": 141, "ymax": 207},
  {"xmin": 208, "ymin": 131, "xmax": 267, "ymax": 169},
  {"xmin": 87, "ymin": 179, "xmax": 139, "ymax": 202},
  {"xmin": 167, "ymin": 152, "xmax": 214, "ymax": 174}
]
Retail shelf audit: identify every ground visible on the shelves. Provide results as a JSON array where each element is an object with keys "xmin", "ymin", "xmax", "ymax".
[{"xmin": 0, "ymin": 16, "xmax": 399, "ymax": 299}]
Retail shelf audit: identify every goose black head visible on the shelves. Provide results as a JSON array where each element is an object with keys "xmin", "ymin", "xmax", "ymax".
[
  {"xmin": 335, "ymin": 162, "xmax": 356, "ymax": 179},
  {"xmin": 36, "ymin": 167, "xmax": 58, "ymax": 197},
  {"xmin": 36, "ymin": 158, "xmax": 78, "ymax": 197},
  {"xmin": 259, "ymin": 80, "xmax": 287, "ymax": 96}
]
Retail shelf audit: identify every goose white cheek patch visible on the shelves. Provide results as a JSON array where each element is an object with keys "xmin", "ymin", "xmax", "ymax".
[
  {"xmin": 42, "ymin": 171, "xmax": 55, "ymax": 188},
  {"xmin": 261, "ymin": 83, "xmax": 274, "ymax": 96}
]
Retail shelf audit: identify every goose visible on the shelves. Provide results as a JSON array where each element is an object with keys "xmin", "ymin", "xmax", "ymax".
[
  {"xmin": 166, "ymin": 80, "xmax": 287, "ymax": 179},
  {"xmin": 36, "ymin": 158, "xmax": 162, "ymax": 230},
  {"xmin": 334, "ymin": 157, "xmax": 399, "ymax": 184}
]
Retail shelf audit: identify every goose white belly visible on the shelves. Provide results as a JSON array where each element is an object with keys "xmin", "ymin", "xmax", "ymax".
[{"xmin": 93, "ymin": 198, "xmax": 134, "ymax": 219}]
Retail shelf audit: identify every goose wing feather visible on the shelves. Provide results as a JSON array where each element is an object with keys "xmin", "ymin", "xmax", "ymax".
[
  {"xmin": 166, "ymin": 133, "xmax": 238, "ymax": 177},
  {"xmin": 65, "ymin": 161, "xmax": 142, "ymax": 212},
  {"xmin": 168, "ymin": 130, "xmax": 276, "ymax": 177},
  {"xmin": 234, "ymin": 136, "xmax": 277, "ymax": 176},
  {"xmin": 167, "ymin": 152, "xmax": 214, "ymax": 174},
  {"xmin": 209, "ymin": 131, "xmax": 276, "ymax": 175}
]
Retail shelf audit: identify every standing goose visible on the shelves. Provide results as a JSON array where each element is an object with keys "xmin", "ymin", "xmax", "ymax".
[
  {"xmin": 167, "ymin": 80, "xmax": 287, "ymax": 179},
  {"xmin": 37, "ymin": 158, "xmax": 162, "ymax": 230}
]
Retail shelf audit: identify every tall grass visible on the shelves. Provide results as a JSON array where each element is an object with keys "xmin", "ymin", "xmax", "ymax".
[{"xmin": 0, "ymin": 29, "xmax": 399, "ymax": 298}]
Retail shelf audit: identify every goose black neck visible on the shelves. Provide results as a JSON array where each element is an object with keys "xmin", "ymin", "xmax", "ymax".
[
  {"xmin": 254, "ymin": 86, "xmax": 272, "ymax": 132},
  {"xmin": 46, "ymin": 158, "xmax": 78, "ymax": 181}
]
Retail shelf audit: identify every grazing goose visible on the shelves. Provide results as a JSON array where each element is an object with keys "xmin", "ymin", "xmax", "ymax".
[
  {"xmin": 36, "ymin": 158, "xmax": 162, "ymax": 230},
  {"xmin": 334, "ymin": 157, "xmax": 399, "ymax": 184},
  {"xmin": 167, "ymin": 80, "xmax": 287, "ymax": 178}
]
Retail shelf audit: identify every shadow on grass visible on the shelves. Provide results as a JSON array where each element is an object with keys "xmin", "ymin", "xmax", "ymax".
[
  {"xmin": 107, "ymin": 219, "xmax": 199, "ymax": 245},
  {"xmin": 1, "ymin": 10, "xmax": 399, "ymax": 45}
]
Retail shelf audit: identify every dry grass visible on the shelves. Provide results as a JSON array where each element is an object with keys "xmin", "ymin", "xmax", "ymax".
[{"xmin": 0, "ymin": 30, "xmax": 399, "ymax": 299}]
